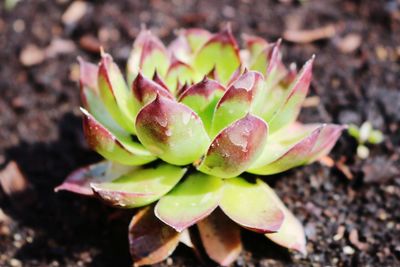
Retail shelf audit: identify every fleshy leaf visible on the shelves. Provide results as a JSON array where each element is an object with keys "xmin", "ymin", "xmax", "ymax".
[
  {"xmin": 155, "ymin": 173, "xmax": 222, "ymax": 232},
  {"xmin": 249, "ymin": 124, "xmax": 341, "ymax": 175},
  {"xmin": 136, "ymin": 96, "xmax": 210, "ymax": 166},
  {"xmin": 81, "ymin": 108, "xmax": 156, "ymax": 165},
  {"xmin": 127, "ymin": 29, "xmax": 169, "ymax": 82},
  {"xmin": 220, "ymin": 178, "xmax": 284, "ymax": 233},
  {"xmin": 132, "ymin": 72, "xmax": 174, "ymax": 113},
  {"xmin": 129, "ymin": 206, "xmax": 180, "ymax": 266},
  {"xmin": 91, "ymin": 164, "xmax": 186, "ymax": 208},
  {"xmin": 193, "ymin": 26, "xmax": 240, "ymax": 85},
  {"xmin": 164, "ymin": 57, "xmax": 199, "ymax": 92},
  {"xmin": 198, "ymin": 114, "xmax": 268, "ymax": 178},
  {"xmin": 168, "ymin": 32, "xmax": 191, "ymax": 63},
  {"xmin": 178, "ymin": 77, "xmax": 225, "ymax": 131},
  {"xmin": 242, "ymin": 34, "xmax": 269, "ymax": 64},
  {"xmin": 263, "ymin": 183, "xmax": 306, "ymax": 255},
  {"xmin": 98, "ymin": 53, "xmax": 136, "ymax": 133},
  {"xmin": 251, "ymin": 41, "xmax": 286, "ymax": 116},
  {"xmin": 78, "ymin": 57, "xmax": 98, "ymax": 94},
  {"xmin": 306, "ymin": 124, "xmax": 345, "ymax": 163},
  {"xmin": 268, "ymin": 56, "xmax": 314, "ymax": 132},
  {"xmin": 185, "ymin": 28, "xmax": 212, "ymax": 53},
  {"xmin": 197, "ymin": 209, "xmax": 242, "ymax": 266},
  {"xmin": 211, "ymin": 71, "xmax": 263, "ymax": 136},
  {"xmin": 55, "ymin": 161, "xmax": 136, "ymax": 196}
]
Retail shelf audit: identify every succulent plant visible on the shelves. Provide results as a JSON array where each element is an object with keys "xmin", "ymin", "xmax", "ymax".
[
  {"xmin": 56, "ymin": 26, "xmax": 344, "ymax": 266},
  {"xmin": 348, "ymin": 121, "xmax": 384, "ymax": 159}
]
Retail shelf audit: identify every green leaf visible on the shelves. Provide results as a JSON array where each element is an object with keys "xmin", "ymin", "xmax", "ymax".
[
  {"xmin": 55, "ymin": 161, "xmax": 137, "ymax": 196},
  {"xmin": 193, "ymin": 26, "xmax": 241, "ymax": 85},
  {"xmin": 135, "ymin": 96, "xmax": 210, "ymax": 166},
  {"xmin": 178, "ymin": 77, "xmax": 225, "ymax": 132},
  {"xmin": 249, "ymin": 124, "xmax": 344, "ymax": 175},
  {"xmin": 267, "ymin": 56, "xmax": 314, "ymax": 133},
  {"xmin": 155, "ymin": 173, "xmax": 223, "ymax": 231},
  {"xmin": 211, "ymin": 71, "xmax": 263, "ymax": 136},
  {"xmin": 198, "ymin": 114, "xmax": 268, "ymax": 178},
  {"xmin": 129, "ymin": 206, "xmax": 180, "ymax": 266},
  {"xmin": 220, "ymin": 177, "xmax": 284, "ymax": 233},
  {"xmin": 91, "ymin": 164, "xmax": 187, "ymax": 208},
  {"xmin": 185, "ymin": 28, "xmax": 212, "ymax": 53},
  {"xmin": 127, "ymin": 29, "xmax": 169, "ymax": 83},
  {"xmin": 81, "ymin": 108, "xmax": 156, "ymax": 165},
  {"xmin": 98, "ymin": 54, "xmax": 136, "ymax": 133},
  {"xmin": 164, "ymin": 58, "xmax": 200, "ymax": 92}
]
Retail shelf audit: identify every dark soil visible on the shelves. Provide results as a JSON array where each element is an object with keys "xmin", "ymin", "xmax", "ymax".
[{"xmin": 0, "ymin": 0, "xmax": 399, "ymax": 266}]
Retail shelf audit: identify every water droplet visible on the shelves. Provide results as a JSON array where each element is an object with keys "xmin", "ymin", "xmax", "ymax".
[
  {"xmin": 228, "ymin": 131, "xmax": 248, "ymax": 152},
  {"xmin": 165, "ymin": 129, "xmax": 172, "ymax": 136},
  {"xmin": 182, "ymin": 112, "xmax": 191, "ymax": 125},
  {"xmin": 155, "ymin": 115, "xmax": 168, "ymax": 127}
]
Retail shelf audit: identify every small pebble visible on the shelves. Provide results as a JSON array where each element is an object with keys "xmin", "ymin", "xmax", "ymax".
[{"xmin": 343, "ymin": 246, "xmax": 355, "ymax": 255}]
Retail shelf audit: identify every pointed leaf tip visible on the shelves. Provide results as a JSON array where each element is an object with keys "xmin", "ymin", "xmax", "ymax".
[
  {"xmin": 263, "ymin": 183, "xmax": 307, "ymax": 255},
  {"xmin": 132, "ymin": 72, "xmax": 173, "ymax": 105},
  {"xmin": 81, "ymin": 108, "xmax": 155, "ymax": 165}
]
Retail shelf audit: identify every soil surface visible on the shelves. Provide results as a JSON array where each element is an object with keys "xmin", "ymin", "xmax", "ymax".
[{"xmin": 0, "ymin": 0, "xmax": 399, "ymax": 266}]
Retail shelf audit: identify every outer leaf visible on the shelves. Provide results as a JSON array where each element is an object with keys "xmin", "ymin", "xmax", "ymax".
[
  {"xmin": 198, "ymin": 114, "xmax": 268, "ymax": 178},
  {"xmin": 178, "ymin": 77, "xmax": 225, "ymax": 131},
  {"xmin": 79, "ymin": 57, "xmax": 123, "ymax": 129},
  {"xmin": 81, "ymin": 108, "xmax": 156, "ymax": 165},
  {"xmin": 155, "ymin": 173, "xmax": 222, "ymax": 231},
  {"xmin": 220, "ymin": 177, "xmax": 284, "ymax": 233},
  {"xmin": 55, "ymin": 161, "xmax": 136, "ymax": 196},
  {"xmin": 127, "ymin": 29, "xmax": 169, "ymax": 82},
  {"xmin": 91, "ymin": 164, "xmax": 186, "ymax": 208},
  {"xmin": 263, "ymin": 183, "xmax": 306, "ymax": 255},
  {"xmin": 98, "ymin": 54, "xmax": 136, "ymax": 133},
  {"xmin": 193, "ymin": 26, "xmax": 240, "ymax": 85},
  {"xmin": 268, "ymin": 56, "xmax": 314, "ymax": 132},
  {"xmin": 306, "ymin": 124, "xmax": 345, "ymax": 163},
  {"xmin": 136, "ymin": 96, "xmax": 210, "ymax": 166},
  {"xmin": 129, "ymin": 206, "xmax": 180, "ymax": 266},
  {"xmin": 211, "ymin": 71, "xmax": 263, "ymax": 136},
  {"xmin": 197, "ymin": 209, "xmax": 242, "ymax": 266},
  {"xmin": 78, "ymin": 57, "xmax": 98, "ymax": 94},
  {"xmin": 249, "ymin": 124, "xmax": 343, "ymax": 175}
]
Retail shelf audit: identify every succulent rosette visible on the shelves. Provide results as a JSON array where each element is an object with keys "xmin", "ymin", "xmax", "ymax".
[{"xmin": 56, "ymin": 26, "xmax": 344, "ymax": 266}]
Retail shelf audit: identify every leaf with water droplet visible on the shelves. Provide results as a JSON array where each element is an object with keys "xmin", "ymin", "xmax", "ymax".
[
  {"xmin": 136, "ymin": 96, "xmax": 210, "ymax": 165},
  {"xmin": 91, "ymin": 163, "xmax": 187, "ymax": 208},
  {"xmin": 155, "ymin": 172, "xmax": 222, "ymax": 232},
  {"xmin": 198, "ymin": 114, "xmax": 268, "ymax": 178}
]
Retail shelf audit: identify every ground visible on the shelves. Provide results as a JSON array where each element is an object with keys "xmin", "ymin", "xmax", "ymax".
[{"xmin": 0, "ymin": 0, "xmax": 399, "ymax": 266}]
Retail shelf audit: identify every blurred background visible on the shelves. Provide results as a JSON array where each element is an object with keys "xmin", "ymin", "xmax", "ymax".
[{"xmin": 0, "ymin": 0, "xmax": 399, "ymax": 266}]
